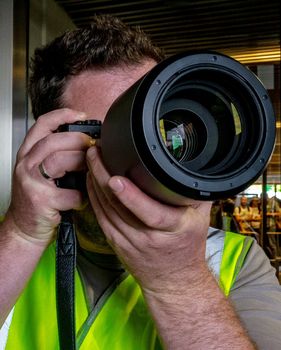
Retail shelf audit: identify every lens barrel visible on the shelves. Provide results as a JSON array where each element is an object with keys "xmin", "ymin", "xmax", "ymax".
[{"xmin": 101, "ymin": 51, "xmax": 276, "ymax": 204}]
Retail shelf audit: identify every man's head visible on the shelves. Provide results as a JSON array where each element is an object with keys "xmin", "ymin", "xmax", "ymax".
[
  {"xmin": 29, "ymin": 14, "xmax": 165, "ymax": 119},
  {"xmin": 250, "ymin": 197, "xmax": 260, "ymax": 208},
  {"xmin": 28, "ymin": 15, "xmax": 165, "ymax": 253},
  {"xmin": 240, "ymin": 196, "xmax": 248, "ymax": 207}
]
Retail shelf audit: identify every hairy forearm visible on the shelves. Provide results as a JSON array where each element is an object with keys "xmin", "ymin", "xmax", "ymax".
[
  {"xmin": 143, "ymin": 265, "xmax": 256, "ymax": 350},
  {"xmin": 0, "ymin": 216, "xmax": 47, "ymax": 327}
]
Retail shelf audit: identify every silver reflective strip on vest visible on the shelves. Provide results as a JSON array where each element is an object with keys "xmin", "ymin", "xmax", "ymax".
[
  {"xmin": 206, "ymin": 227, "xmax": 225, "ymax": 281},
  {"xmin": 0, "ymin": 308, "xmax": 14, "ymax": 350}
]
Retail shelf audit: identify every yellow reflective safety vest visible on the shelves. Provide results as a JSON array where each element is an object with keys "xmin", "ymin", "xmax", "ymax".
[{"xmin": 5, "ymin": 231, "xmax": 253, "ymax": 349}]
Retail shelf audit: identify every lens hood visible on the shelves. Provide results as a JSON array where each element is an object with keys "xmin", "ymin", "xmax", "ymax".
[{"xmin": 101, "ymin": 51, "xmax": 276, "ymax": 204}]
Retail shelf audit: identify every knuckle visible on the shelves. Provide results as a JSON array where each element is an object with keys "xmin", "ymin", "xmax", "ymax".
[
  {"xmin": 16, "ymin": 144, "xmax": 26, "ymax": 161},
  {"xmin": 58, "ymin": 107, "xmax": 80, "ymax": 120},
  {"xmin": 59, "ymin": 107, "xmax": 71, "ymax": 114},
  {"xmin": 148, "ymin": 208, "xmax": 186, "ymax": 231},
  {"xmin": 147, "ymin": 213, "xmax": 167, "ymax": 229},
  {"xmin": 36, "ymin": 114, "xmax": 46, "ymax": 126},
  {"xmin": 14, "ymin": 159, "xmax": 28, "ymax": 178},
  {"xmin": 36, "ymin": 134, "xmax": 51, "ymax": 151},
  {"xmin": 45, "ymin": 152, "xmax": 58, "ymax": 167}
]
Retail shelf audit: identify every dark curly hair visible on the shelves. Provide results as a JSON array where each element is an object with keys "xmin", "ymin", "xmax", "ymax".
[{"xmin": 28, "ymin": 14, "xmax": 165, "ymax": 119}]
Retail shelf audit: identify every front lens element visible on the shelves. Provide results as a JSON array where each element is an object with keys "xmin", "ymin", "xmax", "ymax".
[{"xmin": 160, "ymin": 119, "xmax": 187, "ymax": 161}]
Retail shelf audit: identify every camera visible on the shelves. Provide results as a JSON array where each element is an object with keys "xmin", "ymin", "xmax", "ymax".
[
  {"xmin": 56, "ymin": 120, "xmax": 101, "ymax": 191},
  {"xmin": 57, "ymin": 51, "xmax": 276, "ymax": 204}
]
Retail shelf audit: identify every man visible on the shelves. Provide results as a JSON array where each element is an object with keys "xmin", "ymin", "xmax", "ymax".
[
  {"xmin": 267, "ymin": 196, "xmax": 281, "ymax": 232},
  {"xmin": 0, "ymin": 15, "xmax": 281, "ymax": 349},
  {"xmin": 266, "ymin": 195, "xmax": 281, "ymax": 259},
  {"xmin": 249, "ymin": 197, "xmax": 261, "ymax": 234},
  {"xmin": 234, "ymin": 196, "xmax": 253, "ymax": 233}
]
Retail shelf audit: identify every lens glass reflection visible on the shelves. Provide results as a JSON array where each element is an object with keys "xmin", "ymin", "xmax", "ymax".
[
  {"xmin": 160, "ymin": 109, "xmax": 207, "ymax": 163},
  {"xmin": 159, "ymin": 119, "xmax": 186, "ymax": 161}
]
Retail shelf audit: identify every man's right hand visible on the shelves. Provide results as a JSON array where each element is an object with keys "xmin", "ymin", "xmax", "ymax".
[{"xmin": 4, "ymin": 108, "xmax": 93, "ymax": 245}]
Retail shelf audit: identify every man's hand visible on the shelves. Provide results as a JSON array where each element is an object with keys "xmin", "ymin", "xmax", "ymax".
[
  {"xmin": 86, "ymin": 146, "xmax": 255, "ymax": 350},
  {"xmin": 5, "ymin": 108, "xmax": 94, "ymax": 245},
  {"xmin": 86, "ymin": 145, "xmax": 211, "ymax": 292},
  {"xmin": 0, "ymin": 108, "xmax": 95, "ymax": 326}
]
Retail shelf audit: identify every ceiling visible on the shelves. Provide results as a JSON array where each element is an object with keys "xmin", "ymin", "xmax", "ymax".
[{"xmin": 55, "ymin": 0, "xmax": 280, "ymax": 62}]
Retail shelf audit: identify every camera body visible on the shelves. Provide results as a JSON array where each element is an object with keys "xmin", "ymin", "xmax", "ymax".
[
  {"xmin": 56, "ymin": 120, "xmax": 101, "ymax": 191},
  {"xmin": 58, "ymin": 120, "xmax": 102, "ymax": 138}
]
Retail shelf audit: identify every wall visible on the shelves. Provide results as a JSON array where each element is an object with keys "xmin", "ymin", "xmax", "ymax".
[
  {"xmin": 0, "ymin": 0, "xmax": 75, "ymax": 216},
  {"xmin": 0, "ymin": 1, "xmax": 14, "ymax": 216},
  {"xmin": 28, "ymin": 0, "xmax": 76, "ymax": 128}
]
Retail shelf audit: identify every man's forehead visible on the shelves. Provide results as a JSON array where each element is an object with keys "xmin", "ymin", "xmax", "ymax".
[{"xmin": 62, "ymin": 61, "xmax": 156, "ymax": 120}]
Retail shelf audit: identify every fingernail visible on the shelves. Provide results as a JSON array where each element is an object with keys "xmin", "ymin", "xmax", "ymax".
[
  {"xmin": 109, "ymin": 178, "xmax": 124, "ymax": 193},
  {"xmin": 87, "ymin": 146, "xmax": 97, "ymax": 160}
]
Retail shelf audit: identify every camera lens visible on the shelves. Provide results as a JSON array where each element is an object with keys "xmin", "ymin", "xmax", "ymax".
[{"xmin": 101, "ymin": 52, "xmax": 276, "ymax": 203}]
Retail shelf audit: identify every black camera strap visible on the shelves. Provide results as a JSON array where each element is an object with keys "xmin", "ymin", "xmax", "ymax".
[
  {"xmin": 56, "ymin": 211, "xmax": 77, "ymax": 350},
  {"xmin": 54, "ymin": 121, "xmax": 101, "ymax": 350}
]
